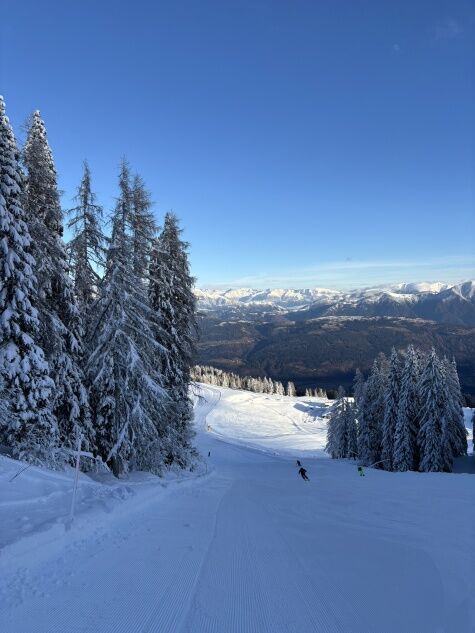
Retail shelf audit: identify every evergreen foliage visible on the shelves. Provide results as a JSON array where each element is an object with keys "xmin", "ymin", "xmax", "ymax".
[
  {"xmin": 67, "ymin": 161, "xmax": 106, "ymax": 307},
  {"xmin": 357, "ymin": 357, "xmax": 386, "ymax": 466},
  {"xmin": 381, "ymin": 348, "xmax": 400, "ymax": 471},
  {"xmin": 417, "ymin": 349, "xmax": 445, "ymax": 472},
  {"xmin": 131, "ymin": 174, "xmax": 155, "ymax": 281},
  {"xmin": 149, "ymin": 213, "xmax": 196, "ymax": 467},
  {"xmin": 344, "ymin": 346, "xmax": 467, "ymax": 473},
  {"xmin": 23, "ymin": 111, "xmax": 93, "ymax": 453},
  {"xmin": 87, "ymin": 161, "xmax": 168, "ymax": 476},
  {"xmin": 0, "ymin": 97, "xmax": 57, "ymax": 464},
  {"xmin": 393, "ymin": 345, "xmax": 420, "ymax": 471}
]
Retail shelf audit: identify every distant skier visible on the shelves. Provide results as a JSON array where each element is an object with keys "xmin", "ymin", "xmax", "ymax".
[
  {"xmin": 296, "ymin": 459, "xmax": 302, "ymax": 467},
  {"xmin": 298, "ymin": 467, "xmax": 309, "ymax": 481},
  {"xmin": 208, "ymin": 451, "xmax": 211, "ymax": 457},
  {"xmin": 358, "ymin": 466, "xmax": 365, "ymax": 477}
]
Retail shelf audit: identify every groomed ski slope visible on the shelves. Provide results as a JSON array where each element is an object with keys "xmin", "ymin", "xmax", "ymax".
[{"xmin": 1, "ymin": 385, "xmax": 474, "ymax": 632}]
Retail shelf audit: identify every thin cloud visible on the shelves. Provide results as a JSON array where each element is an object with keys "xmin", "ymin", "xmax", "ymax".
[
  {"xmin": 434, "ymin": 18, "xmax": 463, "ymax": 40},
  {"xmin": 200, "ymin": 255, "xmax": 475, "ymax": 290}
]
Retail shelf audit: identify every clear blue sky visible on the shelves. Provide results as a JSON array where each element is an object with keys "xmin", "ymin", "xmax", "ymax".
[{"xmin": 1, "ymin": 0, "xmax": 474, "ymax": 289}]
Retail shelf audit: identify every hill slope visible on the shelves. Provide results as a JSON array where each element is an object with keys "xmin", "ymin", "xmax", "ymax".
[{"xmin": 1, "ymin": 386, "xmax": 473, "ymax": 632}]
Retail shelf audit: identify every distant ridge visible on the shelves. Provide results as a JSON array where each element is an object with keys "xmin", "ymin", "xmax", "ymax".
[{"xmin": 195, "ymin": 281, "xmax": 475, "ymax": 326}]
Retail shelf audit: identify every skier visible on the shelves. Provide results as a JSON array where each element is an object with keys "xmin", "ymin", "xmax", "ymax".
[
  {"xmin": 358, "ymin": 466, "xmax": 365, "ymax": 477},
  {"xmin": 296, "ymin": 459, "xmax": 302, "ymax": 467},
  {"xmin": 298, "ymin": 467, "xmax": 309, "ymax": 481}
]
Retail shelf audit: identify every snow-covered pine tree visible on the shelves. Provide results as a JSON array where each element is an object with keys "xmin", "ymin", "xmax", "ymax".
[
  {"xmin": 326, "ymin": 386, "xmax": 347, "ymax": 458},
  {"xmin": 393, "ymin": 345, "xmax": 420, "ymax": 471},
  {"xmin": 357, "ymin": 356, "xmax": 386, "ymax": 466},
  {"xmin": 286, "ymin": 381, "xmax": 296, "ymax": 397},
  {"xmin": 87, "ymin": 160, "xmax": 169, "ymax": 476},
  {"xmin": 149, "ymin": 212, "xmax": 196, "ymax": 468},
  {"xmin": 23, "ymin": 111, "xmax": 93, "ymax": 454},
  {"xmin": 345, "ymin": 400, "xmax": 358, "ymax": 459},
  {"xmin": 67, "ymin": 161, "xmax": 106, "ymax": 307},
  {"xmin": 442, "ymin": 357, "xmax": 468, "ymax": 459},
  {"xmin": 275, "ymin": 381, "xmax": 285, "ymax": 396},
  {"xmin": 325, "ymin": 402, "xmax": 341, "ymax": 458},
  {"xmin": 417, "ymin": 349, "xmax": 446, "ymax": 472},
  {"xmin": 381, "ymin": 347, "xmax": 400, "ymax": 471},
  {"xmin": 353, "ymin": 368, "xmax": 365, "ymax": 413},
  {"xmin": 131, "ymin": 174, "xmax": 156, "ymax": 281},
  {"xmin": 0, "ymin": 96, "xmax": 57, "ymax": 464}
]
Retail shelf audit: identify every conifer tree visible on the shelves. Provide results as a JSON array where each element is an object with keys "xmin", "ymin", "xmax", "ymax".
[
  {"xmin": 131, "ymin": 174, "xmax": 155, "ymax": 281},
  {"xmin": 326, "ymin": 387, "xmax": 341, "ymax": 458},
  {"xmin": 393, "ymin": 345, "xmax": 420, "ymax": 471},
  {"xmin": 0, "ymin": 96, "xmax": 57, "ymax": 464},
  {"xmin": 286, "ymin": 381, "xmax": 296, "ymax": 397},
  {"xmin": 149, "ymin": 212, "xmax": 196, "ymax": 467},
  {"xmin": 381, "ymin": 348, "xmax": 400, "ymax": 471},
  {"xmin": 417, "ymin": 349, "xmax": 445, "ymax": 472},
  {"xmin": 87, "ymin": 160, "xmax": 168, "ymax": 475},
  {"xmin": 345, "ymin": 401, "xmax": 358, "ymax": 459},
  {"xmin": 23, "ymin": 111, "xmax": 93, "ymax": 453},
  {"xmin": 353, "ymin": 368, "xmax": 365, "ymax": 413},
  {"xmin": 442, "ymin": 358, "xmax": 468, "ymax": 459},
  {"xmin": 67, "ymin": 161, "xmax": 106, "ymax": 307},
  {"xmin": 326, "ymin": 387, "xmax": 353, "ymax": 459},
  {"xmin": 357, "ymin": 357, "xmax": 386, "ymax": 466}
]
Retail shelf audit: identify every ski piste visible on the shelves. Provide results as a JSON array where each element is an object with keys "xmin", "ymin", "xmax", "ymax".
[{"xmin": 1, "ymin": 384, "xmax": 473, "ymax": 632}]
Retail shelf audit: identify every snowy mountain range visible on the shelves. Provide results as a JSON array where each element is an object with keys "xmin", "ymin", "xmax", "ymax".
[
  {"xmin": 195, "ymin": 280, "xmax": 475, "ymax": 326},
  {"xmin": 195, "ymin": 280, "xmax": 475, "ymax": 395}
]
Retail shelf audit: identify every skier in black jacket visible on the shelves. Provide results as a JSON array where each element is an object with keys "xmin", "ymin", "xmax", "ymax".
[{"xmin": 298, "ymin": 467, "xmax": 309, "ymax": 481}]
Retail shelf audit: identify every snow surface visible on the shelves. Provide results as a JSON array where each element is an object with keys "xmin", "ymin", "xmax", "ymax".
[{"xmin": 1, "ymin": 385, "xmax": 474, "ymax": 632}]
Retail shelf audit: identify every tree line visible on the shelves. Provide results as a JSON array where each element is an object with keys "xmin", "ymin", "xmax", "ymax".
[
  {"xmin": 193, "ymin": 365, "xmax": 294, "ymax": 396},
  {"xmin": 326, "ymin": 346, "xmax": 468, "ymax": 472},
  {"xmin": 0, "ymin": 97, "xmax": 196, "ymax": 476},
  {"xmin": 192, "ymin": 365, "xmax": 329, "ymax": 398}
]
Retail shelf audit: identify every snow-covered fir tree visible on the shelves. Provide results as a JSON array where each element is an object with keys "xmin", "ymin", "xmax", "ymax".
[
  {"xmin": 67, "ymin": 161, "xmax": 106, "ymax": 307},
  {"xmin": 275, "ymin": 380, "xmax": 285, "ymax": 396},
  {"xmin": 442, "ymin": 357, "xmax": 468, "ymax": 460},
  {"xmin": 131, "ymin": 174, "xmax": 155, "ymax": 281},
  {"xmin": 87, "ymin": 160, "xmax": 169, "ymax": 475},
  {"xmin": 149, "ymin": 212, "xmax": 196, "ymax": 468},
  {"xmin": 353, "ymin": 368, "xmax": 365, "ymax": 413},
  {"xmin": 357, "ymin": 356, "xmax": 386, "ymax": 466},
  {"xmin": 286, "ymin": 381, "xmax": 296, "ymax": 397},
  {"xmin": 23, "ymin": 111, "xmax": 93, "ymax": 454},
  {"xmin": 326, "ymin": 387, "xmax": 357, "ymax": 459},
  {"xmin": 0, "ymin": 96, "xmax": 57, "ymax": 464},
  {"xmin": 326, "ymin": 387, "xmax": 344, "ymax": 458},
  {"xmin": 393, "ymin": 345, "xmax": 420, "ymax": 471},
  {"xmin": 381, "ymin": 348, "xmax": 400, "ymax": 471},
  {"xmin": 345, "ymin": 401, "xmax": 358, "ymax": 459},
  {"xmin": 417, "ymin": 349, "xmax": 446, "ymax": 472}
]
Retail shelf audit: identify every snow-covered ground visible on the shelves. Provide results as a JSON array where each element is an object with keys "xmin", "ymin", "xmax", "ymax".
[
  {"xmin": 1, "ymin": 385, "xmax": 474, "ymax": 632},
  {"xmin": 198, "ymin": 387, "xmax": 332, "ymax": 456}
]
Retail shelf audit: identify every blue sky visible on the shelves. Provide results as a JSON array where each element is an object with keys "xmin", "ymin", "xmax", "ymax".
[{"xmin": 1, "ymin": 0, "xmax": 474, "ymax": 289}]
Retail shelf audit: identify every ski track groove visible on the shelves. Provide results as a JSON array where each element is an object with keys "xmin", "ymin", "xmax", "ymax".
[
  {"xmin": 179, "ymin": 487, "xmax": 273, "ymax": 633},
  {"xmin": 247, "ymin": 492, "xmax": 343, "ymax": 633}
]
